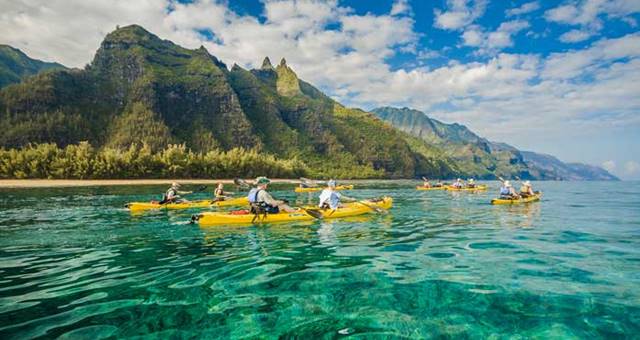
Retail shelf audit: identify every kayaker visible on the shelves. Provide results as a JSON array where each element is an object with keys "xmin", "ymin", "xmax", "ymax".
[
  {"xmin": 214, "ymin": 183, "xmax": 233, "ymax": 201},
  {"xmin": 467, "ymin": 179, "xmax": 477, "ymax": 188},
  {"xmin": 162, "ymin": 182, "xmax": 192, "ymax": 204},
  {"xmin": 248, "ymin": 177, "xmax": 296, "ymax": 213},
  {"xmin": 422, "ymin": 177, "xmax": 432, "ymax": 188},
  {"xmin": 434, "ymin": 180, "xmax": 444, "ymax": 188},
  {"xmin": 319, "ymin": 180, "xmax": 355, "ymax": 209},
  {"xmin": 499, "ymin": 180, "xmax": 519, "ymax": 199},
  {"xmin": 452, "ymin": 178, "xmax": 464, "ymax": 189},
  {"xmin": 519, "ymin": 181, "xmax": 534, "ymax": 197}
]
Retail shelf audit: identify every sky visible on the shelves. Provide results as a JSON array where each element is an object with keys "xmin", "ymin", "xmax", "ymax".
[{"xmin": 1, "ymin": 0, "xmax": 639, "ymax": 179}]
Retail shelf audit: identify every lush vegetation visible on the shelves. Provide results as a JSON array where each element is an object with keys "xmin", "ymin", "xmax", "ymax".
[
  {"xmin": 0, "ymin": 44, "xmax": 65, "ymax": 89},
  {"xmin": 0, "ymin": 25, "xmax": 457, "ymax": 180},
  {"xmin": 0, "ymin": 143, "xmax": 309, "ymax": 179}
]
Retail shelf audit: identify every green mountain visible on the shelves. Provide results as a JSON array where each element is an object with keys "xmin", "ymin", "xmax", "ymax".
[
  {"xmin": 373, "ymin": 107, "xmax": 618, "ymax": 180},
  {"xmin": 0, "ymin": 45, "xmax": 65, "ymax": 88},
  {"xmin": 521, "ymin": 151, "xmax": 619, "ymax": 181},
  {"xmin": 0, "ymin": 25, "xmax": 456, "ymax": 179},
  {"xmin": 373, "ymin": 106, "xmax": 531, "ymax": 179}
]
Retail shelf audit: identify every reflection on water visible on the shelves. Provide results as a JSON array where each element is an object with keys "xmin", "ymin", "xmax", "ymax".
[{"xmin": 0, "ymin": 181, "xmax": 639, "ymax": 338}]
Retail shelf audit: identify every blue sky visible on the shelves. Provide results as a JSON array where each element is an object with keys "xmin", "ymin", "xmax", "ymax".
[{"xmin": 1, "ymin": 0, "xmax": 639, "ymax": 179}]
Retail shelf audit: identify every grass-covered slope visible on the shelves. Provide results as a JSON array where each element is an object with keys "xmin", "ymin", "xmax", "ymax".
[{"xmin": 0, "ymin": 45, "xmax": 65, "ymax": 89}]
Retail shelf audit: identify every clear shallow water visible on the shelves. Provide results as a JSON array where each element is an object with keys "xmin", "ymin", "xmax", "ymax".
[{"xmin": 0, "ymin": 181, "xmax": 639, "ymax": 338}]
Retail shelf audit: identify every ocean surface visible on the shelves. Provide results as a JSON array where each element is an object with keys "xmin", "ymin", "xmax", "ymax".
[{"xmin": 0, "ymin": 181, "xmax": 639, "ymax": 339}]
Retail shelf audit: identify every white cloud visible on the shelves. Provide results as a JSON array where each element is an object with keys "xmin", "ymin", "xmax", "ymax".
[
  {"xmin": 461, "ymin": 20, "xmax": 530, "ymax": 53},
  {"xmin": 559, "ymin": 29, "xmax": 593, "ymax": 43},
  {"xmin": 545, "ymin": 0, "xmax": 640, "ymax": 42},
  {"xmin": 434, "ymin": 0, "xmax": 488, "ymax": 30},
  {"xmin": 506, "ymin": 1, "xmax": 541, "ymax": 17},
  {"xmin": 602, "ymin": 160, "xmax": 616, "ymax": 172},
  {"xmin": 390, "ymin": 0, "xmax": 412, "ymax": 16}
]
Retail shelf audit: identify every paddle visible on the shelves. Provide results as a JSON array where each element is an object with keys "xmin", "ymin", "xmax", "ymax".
[
  {"xmin": 356, "ymin": 200, "xmax": 387, "ymax": 214},
  {"xmin": 302, "ymin": 208, "xmax": 323, "ymax": 219},
  {"xmin": 300, "ymin": 177, "xmax": 326, "ymax": 187},
  {"xmin": 159, "ymin": 185, "xmax": 207, "ymax": 205},
  {"xmin": 234, "ymin": 178, "xmax": 253, "ymax": 188}
]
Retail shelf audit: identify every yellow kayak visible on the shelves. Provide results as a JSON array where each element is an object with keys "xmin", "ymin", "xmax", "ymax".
[
  {"xmin": 491, "ymin": 192, "xmax": 542, "ymax": 205},
  {"xmin": 445, "ymin": 185, "xmax": 488, "ymax": 191},
  {"xmin": 194, "ymin": 197, "xmax": 392, "ymax": 226},
  {"xmin": 416, "ymin": 186, "xmax": 446, "ymax": 191},
  {"xmin": 294, "ymin": 185, "xmax": 354, "ymax": 193},
  {"xmin": 126, "ymin": 196, "xmax": 249, "ymax": 212}
]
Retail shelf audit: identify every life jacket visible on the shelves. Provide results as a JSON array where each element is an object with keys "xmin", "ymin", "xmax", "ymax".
[
  {"xmin": 214, "ymin": 188, "xmax": 224, "ymax": 197},
  {"xmin": 162, "ymin": 188, "xmax": 178, "ymax": 203},
  {"xmin": 248, "ymin": 188, "xmax": 262, "ymax": 204},
  {"xmin": 247, "ymin": 189, "xmax": 279, "ymax": 215}
]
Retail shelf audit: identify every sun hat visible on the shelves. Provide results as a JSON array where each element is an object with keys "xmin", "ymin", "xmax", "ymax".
[
  {"xmin": 504, "ymin": 180, "xmax": 511, "ymax": 187},
  {"xmin": 523, "ymin": 180, "xmax": 531, "ymax": 186},
  {"xmin": 468, "ymin": 179, "xmax": 475, "ymax": 183},
  {"xmin": 256, "ymin": 176, "xmax": 271, "ymax": 185},
  {"xmin": 171, "ymin": 182, "xmax": 180, "ymax": 188},
  {"xmin": 328, "ymin": 180, "xmax": 337, "ymax": 187}
]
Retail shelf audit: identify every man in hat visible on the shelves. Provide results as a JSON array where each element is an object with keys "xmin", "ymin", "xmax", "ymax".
[
  {"xmin": 163, "ymin": 182, "xmax": 192, "ymax": 204},
  {"xmin": 248, "ymin": 177, "xmax": 296, "ymax": 213},
  {"xmin": 318, "ymin": 180, "xmax": 355, "ymax": 210},
  {"xmin": 499, "ymin": 180, "xmax": 519, "ymax": 199},
  {"xmin": 519, "ymin": 180, "xmax": 535, "ymax": 197}
]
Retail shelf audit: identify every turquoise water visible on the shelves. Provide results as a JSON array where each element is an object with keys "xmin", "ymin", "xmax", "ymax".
[{"xmin": 0, "ymin": 181, "xmax": 639, "ymax": 338}]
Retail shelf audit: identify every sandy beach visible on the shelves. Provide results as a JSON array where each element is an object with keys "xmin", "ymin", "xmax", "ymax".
[{"xmin": 0, "ymin": 179, "xmax": 300, "ymax": 188}]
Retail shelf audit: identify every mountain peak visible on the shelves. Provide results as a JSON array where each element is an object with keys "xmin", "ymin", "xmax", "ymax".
[
  {"xmin": 275, "ymin": 58, "xmax": 301, "ymax": 96},
  {"xmin": 261, "ymin": 57, "xmax": 274, "ymax": 70}
]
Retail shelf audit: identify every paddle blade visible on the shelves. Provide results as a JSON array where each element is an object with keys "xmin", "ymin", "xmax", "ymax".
[{"xmin": 303, "ymin": 208, "xmax": 323, "ymax": 219}]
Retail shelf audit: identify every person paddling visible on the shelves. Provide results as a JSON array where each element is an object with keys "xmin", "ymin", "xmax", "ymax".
[
  {"xmin": 499, "ymin": 180, "xmax": 519, "ymax": 199},
  {"xmin": 422, "ymin": 177, "xmax": 432, "ymax": 188},
  {"xmin": 318, "ymin": 180, "xmax": 355, "ymax": 209},
  {"xmin": 467, "ymin": 178, "xmax": 477, "ymax": 188},
  {"xmin": 213, "ymin": 183, "xmax": 233, "ymax": 201},
  {"xmin": 161, "ymin": 182, "xmax": 192, "ymax": 204},
  {"xmin": 248, "ymin": 177, "xmax": 296, "ymax": 213},
  {"xmin": 452, "ymin": 178, "xmax": 464, "ymax": 189},
  {"xmin": 519, "ymin": 180, "xmax": 535, "ymax": 197}
]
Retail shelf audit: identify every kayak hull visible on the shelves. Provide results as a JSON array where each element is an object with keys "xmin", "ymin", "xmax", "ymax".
[
  {"xmin": 445, "ymin": 185, "xmax": 488, "ymax": 191},
  {"xmin": 295, "ymin": 185, "xmax": 354, "ymax": 193},
  {"xmin": 416, "ymin": 186, "xmax": 446, "ymax": 191},
  {"xmin": 491, "ymin": 192, "xmax": 542, "ymax": 205},
  {"xmin": 195, "ymin": 197, "xmax": 392, "ymax": 226},
  {"xmin": 126, "ymin": 196, "xmax": 249, "ymax": 212}
]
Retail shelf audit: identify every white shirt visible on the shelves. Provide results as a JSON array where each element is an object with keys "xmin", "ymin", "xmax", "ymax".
[{"xmin": 319, "ymin": 189, "xmax": 341, "ymax": 209}]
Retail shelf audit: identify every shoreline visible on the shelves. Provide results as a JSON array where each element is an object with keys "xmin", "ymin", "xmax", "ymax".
[{"xmin": 0, "ymin": 179, "xmax": 300, "ymax": 188}]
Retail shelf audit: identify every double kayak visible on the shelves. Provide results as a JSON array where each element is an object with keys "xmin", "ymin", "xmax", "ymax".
[
  {"xmin": 445, "ymin": 185, "xmax": 488, "ymax": 191},
  {"xmin": 126, "ymin": 196, "xmax": 249, "ymax": 212},
  {"xmin": 193, "ymin": 197, "xmax": 392, "ymax": 226},
  {"xmin": 416, "ymin": 186, "xmax": 446, "ymax": 191},
  {"xmin": 294, "ymin": 185, "xmax": 354, "ymax": 193},
  {"xmin": 491, "ymin": 192, "xmax": 542, "ymax": 205}
]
